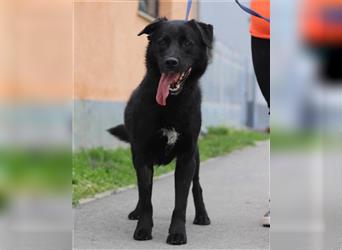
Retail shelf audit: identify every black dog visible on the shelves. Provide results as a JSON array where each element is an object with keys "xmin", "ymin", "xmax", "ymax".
[{"xmin": 108, "ymin": 17, "xmax": 213, "ymax": 245}]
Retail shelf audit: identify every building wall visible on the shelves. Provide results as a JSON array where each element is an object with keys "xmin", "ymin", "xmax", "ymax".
[
  {"xmin": 75, "ymin": 1, "xmax": 147, "ymax": 101},
  {"xmin": 159, "ymin": 0, "xmax": 198, "ymax": 20},
  {"xmin": 199, "ymin": 0, "xmax": 269, "ymax": 130},
  {"xmin": 0, "ymin": 0, "xmax": 73, "ymax": 148},
  {"xmin": 0, "ymin": 0, "xmax": 72, "ymax": 102}
]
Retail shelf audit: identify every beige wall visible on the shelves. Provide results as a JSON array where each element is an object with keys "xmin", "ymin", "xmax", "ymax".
[
  {"xmin": 75, "ymin": 0, "xmax": 197, "ymax": 102},
  {"xmin": 75, "ymin": 1, "xmax": 149, "ymax": 101},
  {"xmin": 0, "ymin": 0, "xmax": 198, "ymax": 102},
  {"xmin": 0, "ymin": 0, "xmax": 73, "ymax": 102},
  {"xmin": 159, "ymin": 0, "xmax": 198, "ymax": 20}
]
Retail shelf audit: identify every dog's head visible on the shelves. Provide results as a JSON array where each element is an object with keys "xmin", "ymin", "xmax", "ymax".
[{"xmin": 138, "ymin": 18, "xmax": 213, "ymax": 106}]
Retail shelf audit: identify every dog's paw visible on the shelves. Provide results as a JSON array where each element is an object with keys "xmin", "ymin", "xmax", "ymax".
[
  {"xmin": 128, "ymin": 210, "xmax": 140, "ymax": 220},
  {"xmin": 193, "ymin": 214, "xmax": 211, "ymax": 225},
  {"xmin": 166, "ymin": 232, "xmax": 187, "ymax": 245},
  {"xmin": 133, "ymin": 227, "xmax": 152, "ymax": 241}
]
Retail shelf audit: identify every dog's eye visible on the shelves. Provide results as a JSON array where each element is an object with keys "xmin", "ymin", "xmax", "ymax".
[
  {"xmin": 158, "ymin": 39, "xmax": 167, "ymax": 46},
  {"xmin": 183, "ymin": 40, "xmax": 193, "ymax": 48}
]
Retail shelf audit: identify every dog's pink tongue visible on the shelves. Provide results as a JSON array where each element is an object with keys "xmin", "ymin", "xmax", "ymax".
[{"xmin": 156, "ymin": 73, "xmax": 180, "ymax": 106}]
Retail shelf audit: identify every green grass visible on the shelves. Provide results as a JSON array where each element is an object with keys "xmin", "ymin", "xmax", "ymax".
[
  {"xmin": 0, "ymin": 148, "xmax": 71, "ymax": 193},
  {"xmin": 0, "ymin": 148, "xmax": 71, "ymax": 212},
  {"xmin": 270, "ymin": 129, "xmax": 319, "ymax": 151},
  {"xmin": 72, "ymin": 127, "xmax": 269, "ymax": 205}
]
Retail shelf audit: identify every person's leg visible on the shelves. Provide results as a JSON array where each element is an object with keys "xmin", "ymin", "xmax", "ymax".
[
  {"xmin": 322, "ymin": 47, "xmax": 342, "ymax": 81},
  {"xmin": 251, "ymin": 36, "xmax": 270, "ymax": 108},
  {"xmin": 251, "ymin": 36, "xmax": 270, "ymax": 227}
]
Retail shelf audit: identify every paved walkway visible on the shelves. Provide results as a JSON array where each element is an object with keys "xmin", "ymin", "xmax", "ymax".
[{"xmin": 74, "ymin": 141, "xmax": 270, "ymax": 249}]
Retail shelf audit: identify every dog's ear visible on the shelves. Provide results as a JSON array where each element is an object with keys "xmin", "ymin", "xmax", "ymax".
[
  {"xmin": 188, "ymin": 20, "xmax": 213, "ymax": 48},
  {"xmin": 138, "ymin": 17, "xmax": 167, "ymax": 38}
]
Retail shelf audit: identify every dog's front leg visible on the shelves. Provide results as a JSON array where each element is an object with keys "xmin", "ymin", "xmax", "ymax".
[
  {"xmin": 133, "ymin": 160, "xmax": 154, "ymax": 241},
  {"xmin": 167, "ymin": 150, "xmax": 196, "ymax": 245}
]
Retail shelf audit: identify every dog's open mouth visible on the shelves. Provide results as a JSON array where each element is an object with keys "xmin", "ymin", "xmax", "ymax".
[
  {"xmin": 156, "ymin": 67, "xmax": 192, "ymax": 106},
  {"xmin": 169, "ymin": 68, "xmax": 192, "ymax": 95}
]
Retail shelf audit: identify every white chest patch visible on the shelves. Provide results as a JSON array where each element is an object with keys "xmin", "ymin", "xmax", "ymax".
[{"xmin": 161, "ymin": 127, "xmax": 179, "ymax": 146}]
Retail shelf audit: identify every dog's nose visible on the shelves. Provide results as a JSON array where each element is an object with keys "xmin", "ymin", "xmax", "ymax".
[{"xmin": 164, "ymin": 57, "xmax": 179, "ymax": 69}]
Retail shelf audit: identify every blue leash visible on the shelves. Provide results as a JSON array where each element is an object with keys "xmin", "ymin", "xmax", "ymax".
[
  {"xmin": 185, "ymin": 0, "xmax": 192, "ymax": 20},
  {"xmin": 235, "ymin": 0, "xmax": 270, "ymax": 23},
  {"xmin": 185, "ymin": 0, "xmax": 269, "ymax": 23}
]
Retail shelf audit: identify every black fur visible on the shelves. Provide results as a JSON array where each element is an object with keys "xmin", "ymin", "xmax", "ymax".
[
  {"xmin": 107, "ymin": 125, "xmax": 129, "ymax": 142},
  {"xmin": 108, "ymin": 18, "xmax": 213, "ymax": 245}
]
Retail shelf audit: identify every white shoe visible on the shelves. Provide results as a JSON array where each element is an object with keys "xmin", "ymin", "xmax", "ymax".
[{"xmin": 261, "ymin": 210, "xmax": 270, "ymax": 227}]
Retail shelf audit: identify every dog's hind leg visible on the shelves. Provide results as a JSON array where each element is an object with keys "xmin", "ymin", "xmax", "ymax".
[
  {"xmin": 192, "ymin": 146, "xmax": 211, "ymax": 225},
  {"xmin": 132, "ymin": 156, "xmax": 154, "ymax": 241}
]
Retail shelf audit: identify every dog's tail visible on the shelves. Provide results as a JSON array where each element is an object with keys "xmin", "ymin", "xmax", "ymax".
[{"xmin": 107, "ymin": 124, "xmax": 130, "ymax": 143}]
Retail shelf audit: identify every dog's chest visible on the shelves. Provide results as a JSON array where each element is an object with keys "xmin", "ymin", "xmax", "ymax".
[
  {"xmin": 151, "ymin": 127, "xmax": 179, "ymax": 166},
  {"xmin": 160, "ymin": 127, "xmax": 179, "ymax": 146}
]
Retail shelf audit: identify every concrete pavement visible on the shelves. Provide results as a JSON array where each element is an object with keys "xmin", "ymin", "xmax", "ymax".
[{"xmin": 74, "ymin": 141, "xmax": 270, "ymax": 249}]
